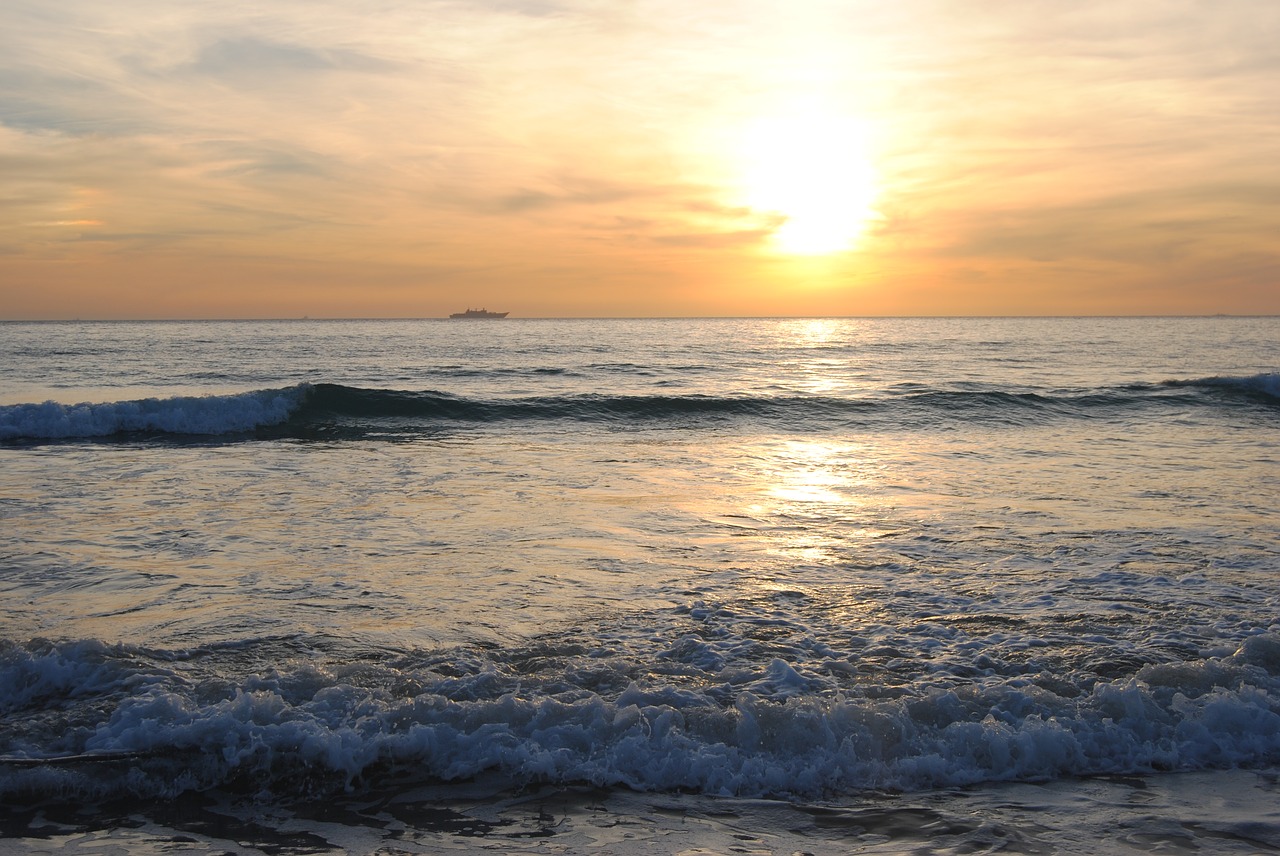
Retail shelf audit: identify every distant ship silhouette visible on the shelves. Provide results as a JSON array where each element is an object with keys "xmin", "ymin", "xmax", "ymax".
[{"xmin": 449, "ymin": 308, "xmax": 509, "ymax": 319}]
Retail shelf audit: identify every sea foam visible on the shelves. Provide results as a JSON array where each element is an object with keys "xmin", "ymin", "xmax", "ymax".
[
  {"xmin": 0, "ymin": 386, "xmax": 308, "ymax": 440},
  {"xmin": 2, "ymin": 634, "xmax": 1279, "ymax": 802},
  {"xmin": 1180, "ymin": 372, "xmax": 1280, "ymax": 400}
]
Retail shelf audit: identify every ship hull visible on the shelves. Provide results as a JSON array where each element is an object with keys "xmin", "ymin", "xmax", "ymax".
[{"xmin": 449, "ymin": 309, "xmax": 508, "ymax": 319}]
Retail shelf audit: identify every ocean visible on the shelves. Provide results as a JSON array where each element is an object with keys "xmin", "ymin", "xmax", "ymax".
[{"xmin": 1, "ymin": 316, "xmax": 1278, "ymax": 854}]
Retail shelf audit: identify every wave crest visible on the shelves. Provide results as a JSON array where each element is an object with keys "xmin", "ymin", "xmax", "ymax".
[
  {"xmin": 0, "ymin": 386, "xmax": 309, "ymax": 441},
  {"xmin": 3, "ymin": 374, "xmax": 1274, "ymax": 442},
  {"xmin": 1180, "ymin": 372, "xmax": 1280, "ymax": 400}
]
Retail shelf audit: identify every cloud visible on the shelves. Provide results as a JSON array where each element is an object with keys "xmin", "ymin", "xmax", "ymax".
[
  {"xmin": 185, "ymin": 36, "xmax": 402, "ymax": 80},
  {"xmin": 198, "ymin": 141, "xmax": 333, "ymax": 180},
  {"xmin": 652, "ymin": 229, "xmax": 773, "ymax": 249},
  {"xmin": 486, "ymin": 176, "xmax": 650, "ymax": 214},
  {"xmin": 943, "ymin": 182, "xmax": 1280, "ymax": 267},
  {"xmin": 0, "ymin": 76, "xmax": 135, "ymax": 136},
  {"xmin": 2, "ymin": 0, "xmax": 1279, "ymax": 316}
]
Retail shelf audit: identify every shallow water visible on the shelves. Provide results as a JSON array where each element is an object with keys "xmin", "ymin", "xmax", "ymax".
[
  {"xmin": 1, "ymin": 317, "xmax": 1278, "ymax": 850},
  {"xmin": 3, "ymin": 770, "xmax": 1279, "ymax": 854}
]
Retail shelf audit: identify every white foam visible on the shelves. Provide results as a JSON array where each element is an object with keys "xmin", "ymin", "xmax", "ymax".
[
  {"xmin": 1195, "ymin": 372, "xmax": 1280, "ymax": 399},
  {"xmin": 3, "ymin": 634, "xmax": 1279, "ymax": 801},
  {"xmin": 0, "ymin": 386, "xmax": 308, "ymax": 440}
]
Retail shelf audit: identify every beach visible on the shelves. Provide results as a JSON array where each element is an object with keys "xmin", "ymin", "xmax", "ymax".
[{"xmin": 5, "ymin": 769, "xmax": 1279, "ymax": 854}]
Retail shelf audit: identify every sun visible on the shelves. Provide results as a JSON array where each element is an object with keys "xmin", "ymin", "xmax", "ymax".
[{"xmin": 740, "ymin": 109, "xmax": 880, "ymax": 255}]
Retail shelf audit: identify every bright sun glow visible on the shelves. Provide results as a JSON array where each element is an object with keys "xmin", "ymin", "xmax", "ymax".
[{"xmin": 741, "ymin": 109, "xmax": 880, "ymax": 255}]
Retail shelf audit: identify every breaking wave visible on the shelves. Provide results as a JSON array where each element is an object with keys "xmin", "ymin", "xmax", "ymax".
[
  {"xmin": 2, "ymin": 374, "xmax": 1275, "ymax": 442},
  {"xmin": 2, "ymin": 632, "xmax": 1278, "ymax": 802},
  {"xmin": 0, "ymin": 387, "xmax": 306, "ymax": 441}
]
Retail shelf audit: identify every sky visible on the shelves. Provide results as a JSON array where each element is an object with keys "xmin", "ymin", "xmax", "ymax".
[{"xmin": 1, "ymin": 0, "xmax": 1277, "ymax": 319}]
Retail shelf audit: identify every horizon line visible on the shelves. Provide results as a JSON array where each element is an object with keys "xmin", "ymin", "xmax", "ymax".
[{"xmin": 2, "ymin": 313, "xmax": 1276, "ymax": 323}]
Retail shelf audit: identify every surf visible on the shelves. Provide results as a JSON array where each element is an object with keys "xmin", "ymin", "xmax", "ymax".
[{"xmin": 2, "ymin": 374, "xmax": 1275, "ymax": 442}]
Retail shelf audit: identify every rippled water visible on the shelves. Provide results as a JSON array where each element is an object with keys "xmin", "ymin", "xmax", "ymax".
[{"xmin": 1, "ymin": 317, "xmax": 1278, "ymax": 852}]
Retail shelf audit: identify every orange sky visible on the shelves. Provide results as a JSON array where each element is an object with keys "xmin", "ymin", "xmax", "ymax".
[{"xmin": 2, "ymin": 1, "xmax": 1278, "ymax": 318}]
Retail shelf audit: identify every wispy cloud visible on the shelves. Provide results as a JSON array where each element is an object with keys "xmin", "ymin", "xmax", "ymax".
[
  {"xmin": 185, "ymin": 36, "xmax": 402, "ymax": 79},
  {"xmin": 1, "ymin": 0, "xmax": 1277, "ymax": 316}
]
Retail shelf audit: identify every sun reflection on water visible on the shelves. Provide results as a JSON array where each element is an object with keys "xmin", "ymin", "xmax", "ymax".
[
  {"xmin": 761, "ymin": 438, "xmax": 865, "ymax": 507},
  {"xmin": 721, "ymin": 438, "xmax": 887, "ymax": 572},
  {"xmin": 781, "ymin": 318, "xmax": 853, "ymax": 396}
]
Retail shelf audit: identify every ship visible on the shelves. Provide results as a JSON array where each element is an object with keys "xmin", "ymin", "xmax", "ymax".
[{"xmin": 448, "ymin": 308, "xmax": 509, "ymax": 319}]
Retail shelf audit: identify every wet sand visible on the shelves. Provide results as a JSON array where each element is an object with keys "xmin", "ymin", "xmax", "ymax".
[{"xmin": 3, "ymin": 768, "xmax": 1278, "ymax": 855}]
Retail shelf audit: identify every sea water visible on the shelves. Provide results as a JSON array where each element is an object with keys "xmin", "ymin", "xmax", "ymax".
[{"xmin": 1, "ymin": 317, "xmax": 1278, "ymax": 854}]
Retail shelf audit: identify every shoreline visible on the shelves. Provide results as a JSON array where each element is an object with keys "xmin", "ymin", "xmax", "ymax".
[{"xmin": 3, "ymin": 768, "xmax": 1278, "ymax": 855}]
